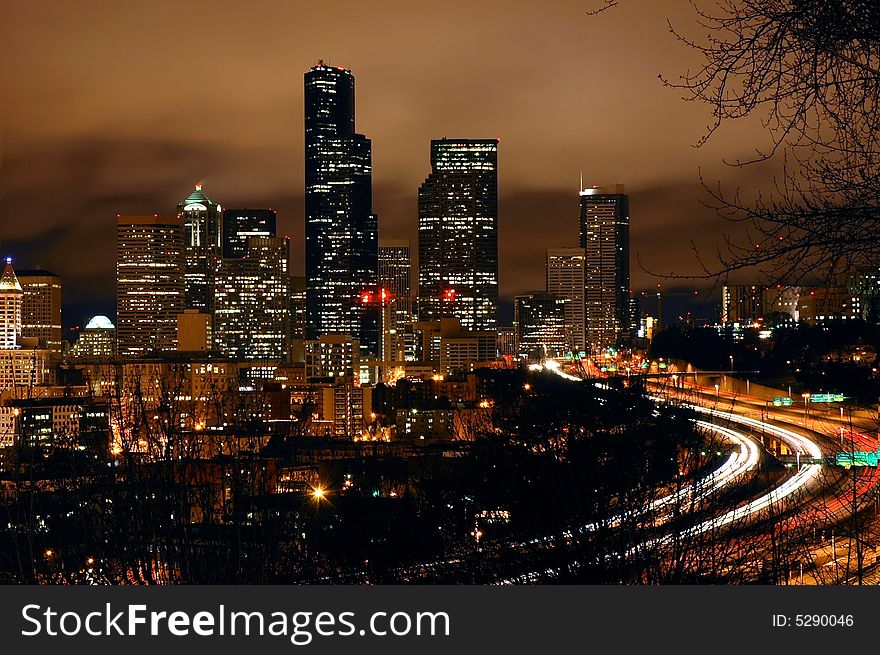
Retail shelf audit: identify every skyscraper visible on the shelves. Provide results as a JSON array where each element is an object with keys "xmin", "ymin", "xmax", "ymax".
[
  {"xmin": 379, "ymin": 239, "xmax": 413, "ymax": 319},
  {"xmin": 418, "ymin": 139, "xmax": 499, "ymax": 332},
  {"xmin": 514, "ymin": 292, "xmax": 568, "ymax": 360},
  {"xmin": 546, "ymin": 248, "xmax": 586, "ymax": 353},
  {"xmin": 579, "ymin": 185, "xmax": 630, "ymax": 351},
  {"xmin": 17, "ymin": 269, "xmax": 62, "ymax": 356},
  {"xmin": 304, "ymin": 62, "xmax": 378, "ymax": 356},
  {"xmin": 223, "ymin": 208, "xmax": 277, "ymax": 259},
  {"xmin": 178, "ymin": 184, "xmax": 222, "ymax": 312},
  {"xmin": 0, "ymin": 260, "xmax": 23, "ymax": 350},
  {"xmin": 214, "ymin": 236, "xmax": 290, "ymax": 362},
  {"xmin": 378, "ymin": 239, "xmax": 413, "ymax": 365},
  {"xmin": 116, "ymin": 214, "xmax": 184, "ymax": 357}
]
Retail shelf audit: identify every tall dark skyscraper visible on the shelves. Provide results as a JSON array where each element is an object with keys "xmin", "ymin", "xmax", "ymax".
[
  {"xmin": 304, "ymin": 62, "xmax": 378, "ymax": 356},
  {"xmin": 579, "ymin": 184, "xmax": 630, "ymax": 351},
  {"xmin": 378, "ymin": 239, "xmax": 413, "ymax": 321},
  {"xmin": 116, "ymin": 214, "xmax": 184, "ymax": 357},
  {"xmin": 223, "ymin": 209, "xmax": 277, "ymax": 259},
  {"xmin": 178, "ymin": 184, "xmax": 222, "ymax": 312},
  {"xmin": 418, "ymin": 139, "xmax": 499, "ymax": 332}
]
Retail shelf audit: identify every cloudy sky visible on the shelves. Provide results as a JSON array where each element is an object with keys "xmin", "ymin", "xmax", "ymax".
[{"xmin": 0, "ymin": 0, "xmax": 774, "ymax": 326}]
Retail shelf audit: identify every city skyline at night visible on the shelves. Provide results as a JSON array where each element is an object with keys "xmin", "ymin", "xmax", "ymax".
[
  {"xmin": 6, "ymin": 0, "xmax": 880, "ymax": 594},
  {"xmin": 0, "ymin": 2, "xmax": 759, "ymax": 332}
]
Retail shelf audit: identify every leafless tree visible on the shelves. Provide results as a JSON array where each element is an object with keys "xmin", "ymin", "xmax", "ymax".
[{"xmin": 604, "ymin": 1, "xmax": 880, "ymax": 284}]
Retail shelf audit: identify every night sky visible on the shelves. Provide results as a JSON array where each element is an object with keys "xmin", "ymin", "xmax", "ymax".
[{"xmin": 0, "ymin": 1, "xmax": 774, "ymax": 329}]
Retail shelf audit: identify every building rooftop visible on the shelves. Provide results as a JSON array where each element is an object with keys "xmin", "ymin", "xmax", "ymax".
[
  {"xmin": 0, "ymin": 261, "xmax": 22, "ymax": 292},
  {"xmin": 15, "ymin": 269, "xmax": 60, "ymax": 278},
  {"xmin": 85, "ymin": 315, "xmax": 115, "ymax": 330}
]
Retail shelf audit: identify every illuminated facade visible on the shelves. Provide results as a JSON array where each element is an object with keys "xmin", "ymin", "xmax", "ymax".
[
  {"xmin": 321, "ymin": 380, "xmax": 369, "ymax": 438},
  {"xmin": 514, "ymin": 292, "xmax": 568, "ymax": 360},
  {"xmin": 721, "ymin": 285, "xmax": 766, "ymax": 324},
  {"xmin": 223, "ymin": 208, "xmax": 276, "ymax": 259},
  {"xmin": 379, "ymin": 239, "xmax": 413, "ymax": 321},
  {"xmin": 579, "ymin": 185, "xmax": 630, "ymax": 351},
  {"xmin": 304, "ymin": 62, "xmax": 379, "ymax": 356},
  {"xmin": 178, "ymin": 184, "xmax": 222, "ymax": 312},
  {"xmin": 214, "ymin": 237, "xmax": 290, "ymax": 361},
  {"xmin": 546, "ymin": 248, "xmax": 586, "ymax": 353},
  {"xmin": 17, "ymin": 269, "xmax": 62, "ymax": 356},
  {"xmin": 378, "ymin": 239, "xmax": 413, "ymax": 364},
  {"xmin": 848, "ymin": 267, "xmax": 880, "ymax": 323},
  {"xmin": 0, "ymin": 261, "xmax": 23, "ymax": 350},
  {"xmin": 418, "ymin": 139, "xmax": 499, "ymax": 332},
  {"xmin": 116, "ymin": 214, "xmax": 184, "ymax": 357},
  {"xmin": 304, "ymin": 334, "xmax": 360, "ymax": 380},
  {"xmin": 72, "ymin": 315, "xmax": 115, "ymax": 358}
]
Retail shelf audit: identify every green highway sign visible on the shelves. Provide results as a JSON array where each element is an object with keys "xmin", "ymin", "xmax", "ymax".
[
  {"xmin": 810, "ymin": 393, "xmax": 845, "ymax": 403},
  {"xmin": 772, "ymin": 397, "xmax": 794, "ymax": 406},
  {"xmin": 836, "ymin": 451, "xmax": 880, "ymax": 467}
]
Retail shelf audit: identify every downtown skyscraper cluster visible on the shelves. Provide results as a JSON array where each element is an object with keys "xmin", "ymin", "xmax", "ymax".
[{"xmin": 107, "ymin": 62, "xmax": 504, "ymax": 380}]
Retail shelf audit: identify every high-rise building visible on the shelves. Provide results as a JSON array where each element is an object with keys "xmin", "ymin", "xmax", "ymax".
[
  {"xmin": 721, "ymin": 285, "xmax": 765, "ymax": 324},
  {"xmin": 213, "ymin": 236, "xmax": 290, "ymax": 361},
  {"xmin": 848, "ymin": 267, "xmax": 880, "ymax": 323},
  {"xmin": 514, "ymin": 292, "xmax": 568, "ymax": 360},
  {"xmin": 116, "ymin": 214, "xmax": 184, "ymax": 357},
  {"xmin": 418, "ymin": 139, "xmax": 499, "ymax": 332},
  {"xmin": 379, "ymin": 239, "xmax": 413, "ymax": 321},
  {"xmin": 16, "ymin": 269, "xmax": 62, "ymax": 356},
  {"xmin": 304, "ymin": 62, "xmax": 379, "ymax": 356},
  {"xmin": 72, "ymin": 315, "xmax": 115, "ymax": 358},
  {"xmin": 304, "ymin": 334, "xmax": 360, "ymax": 380},
  {"xmin": 178, "ymin": 184, "xmax": 222, "ymax": 312},
  {"xmin": 223, "ymin": 208, "xmax": 277, "ymax": 259},
  {"xmin": 289, "ymin": 275, "xmax": 307, "ymax": 342},
  {"xmin": 496, "ymin": 325, "xmax": 516, "ymax": 358},
  {"xmin": 579, "ymin": 185, "xmax": 630, "ymax": 351},
  {"xmin": 378, "ymin": 239, "xmax": 413, "ymax": 366},
  {"xmin": 0, "ymin": 260, "xmax": 23, "ymax": 350},
  {"xmin": 546, "ymin": 248, "xmax": 585, "ymax": 353}
]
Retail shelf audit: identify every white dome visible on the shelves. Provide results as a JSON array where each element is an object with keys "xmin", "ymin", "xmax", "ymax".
[{"xmin": 85, "ymin": 315, "xmax": 115, "ymax": 330}]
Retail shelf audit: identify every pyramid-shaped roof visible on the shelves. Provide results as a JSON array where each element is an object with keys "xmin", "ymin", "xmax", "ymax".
[
  {"xmin": 180, "ymin": 183, "xmax": 214, "ymax": 207},
  {"xmin": 0, "ymin": 261, "xmax": 22, "ymax": 293}
]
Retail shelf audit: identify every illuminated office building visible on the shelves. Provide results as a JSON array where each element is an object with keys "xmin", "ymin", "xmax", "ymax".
[
  {"xmin": 579, "ymin": 185, "xmax": 630, "ymax": 351},
  {"xmin": 223, "ymin": 208, "xmax": 277, "ymax": 259},
  {"xmin": 379, "ymin": 239, "xmax": 413, "ymax": 320},
  {"xmin": 546, "ymin": 248, "xmax": 585, "ymax": 353},
  {"xmin": 178, "ymin": 184, "xmax": 222, "ymax": 312},
  {"xmin": 214, "ymin": 236, "xmax": 290, "ymax": 361},
  {"xmin": 304, "ymin": 62, "xmax": 379, "ymax": 356},
  {"xmin": 73, "ymin": 315, "xmax": 116, "ymax": 358},
  {"xmin": 0, "ymin": 260, "xmax": 23, "ymax": 350},
  {"xmin": 514, "ymin": 292, "xmax": 568, "ymax": 360},
  {"xmin": 418, "ymin": 139, "xmax": 499, "ymax": 332},
  {"xmin": 16, "ymin": 269, "xmax": 62, "ymax": 356},
  {"xmin": 116, "ymin": 214, "xmax": 184, "ymax": 357},
  {"xmin": 305, "ymin": 334, "xmax": 361, "ymax": 380}
]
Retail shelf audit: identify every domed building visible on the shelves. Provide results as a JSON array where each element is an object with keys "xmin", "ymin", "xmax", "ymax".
[{"xmin": 73, "ymin": 315, "xmax": 116, "ymax": 358}]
